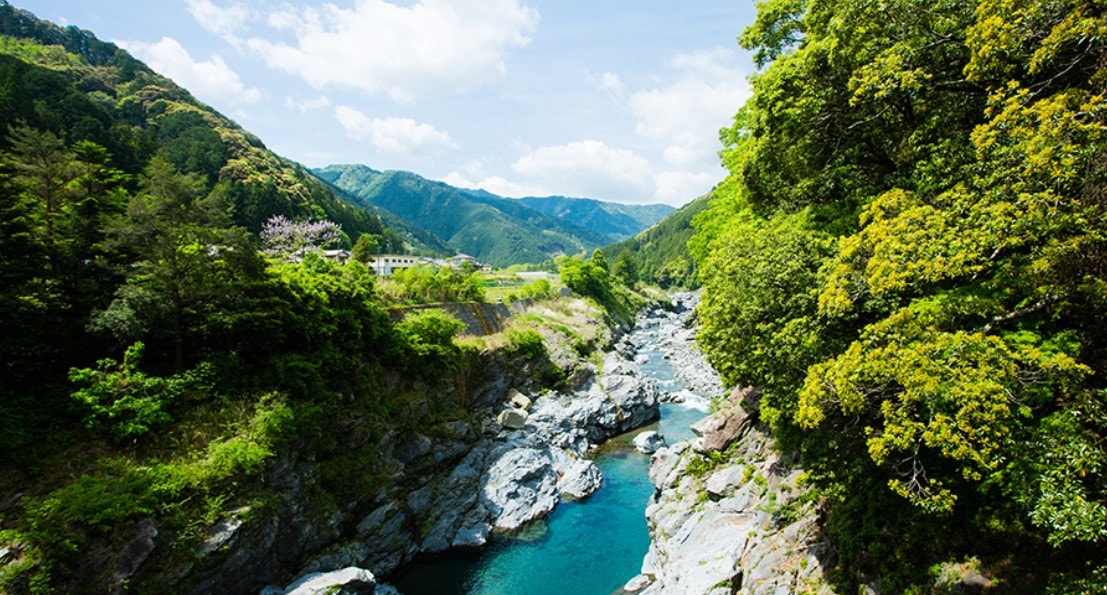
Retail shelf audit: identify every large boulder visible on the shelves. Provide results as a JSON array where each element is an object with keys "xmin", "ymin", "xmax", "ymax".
[
  {"xmin": 282, "ymin": 566, "xmax": 376, "ymax": 595},
  {"xmin": 557, "ymin": 458, "xmax": 603, "ymax": 499},
  {"xmin": 497, "ymin": 407, "xmax": 529, "ymax": 429},
  {"xmin": 633, "ymin": 431, "xmax": 668, "ymax": 454},
  {"xmin": 480, "ymin": 447, "xmax": 559, "ymax": 531},
  {"xmin": 689, "ymin": 388, "xmax": 758, "ymax": 453}
]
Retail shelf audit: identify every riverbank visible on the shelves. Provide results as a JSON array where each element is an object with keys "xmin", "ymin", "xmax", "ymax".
[{"xmin": 623, "ymin": 296, "xmax": 835, "ymax": 594}]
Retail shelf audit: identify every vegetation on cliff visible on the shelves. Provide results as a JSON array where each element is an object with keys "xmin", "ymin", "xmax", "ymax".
[{"xmin": 693, "ymin": 0, "xmax": 1107, "ymax": 590}]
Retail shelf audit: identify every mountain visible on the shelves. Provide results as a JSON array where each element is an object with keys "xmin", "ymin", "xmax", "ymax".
[
  {"xmin": 600, "ymin": 192, "xmax": 712, "ymax": 288},
  {"xmin": 315, "ymin": 164, "xmax": 614, "ymax": 266},
  {"xmin": 516, "ymin": 196, "xmax": 674, "ymax": 241}
]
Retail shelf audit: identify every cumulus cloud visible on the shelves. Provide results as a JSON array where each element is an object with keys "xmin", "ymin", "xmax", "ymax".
[
  {"xmin": 334, "ymin": 106, "xmax": 457, "ymax": 156},
  {"xmin": 511, "ymin": 140, "xmax": 654, "ymax": 203},
  {"xmin": 122, "ymin": 36, "xmax": 262, "ymax": 106},
  {"xmin": 186, "ymin": 0, "xmax": 251, "ymax": 41},
  {"xmin": 629, "ymin": 47, "xmax": 749, "ymax": 168},
  {"xmin": 440, "ymin": 160, "xmax": 544, "ymax": 197},
  {"xmin": 653, "ymin": 168, "xmax": 723, "ymax": 205},
  {"xmin": 200, "ymin": 0, "xmax": 539, "ymax": 102}
]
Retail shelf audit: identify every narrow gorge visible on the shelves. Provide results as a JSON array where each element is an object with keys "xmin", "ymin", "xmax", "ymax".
[{"xmin": 252, "ymin": 294, "xmax": 830, "ymax": 595}]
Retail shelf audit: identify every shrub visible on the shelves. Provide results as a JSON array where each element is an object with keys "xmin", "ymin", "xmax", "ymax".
[{"xmin": 396, "ymin": 309, "xmax": 465, "ymax": 357}]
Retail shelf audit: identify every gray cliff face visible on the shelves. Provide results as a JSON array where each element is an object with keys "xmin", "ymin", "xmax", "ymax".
[
  {"xmin": 178, "ymin": 298, "xmax": 661, "ymax": 594},
  {"xmin": 623, "ymin": 294, "xmax": 834, "ymax": 595}
]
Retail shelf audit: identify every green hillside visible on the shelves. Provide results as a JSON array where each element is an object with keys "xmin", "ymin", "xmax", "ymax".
[
  {"xmin": 0, "ymin": 2, "xmax": 389, "ymax": 245},
  {"xmin": 0, "ymin": 4, "xmax": 559, "ymax": 592},
  {"xmin": 316, "ymin": 163, "xmax": 612, "ymax": 266},
  {"xmin": 600, "ymin": 193, "xmax": 711, "ymax": 288}
]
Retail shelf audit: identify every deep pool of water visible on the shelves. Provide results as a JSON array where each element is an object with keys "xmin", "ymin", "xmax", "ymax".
[{"xmin": 391, "ymin": 328, "xmax": 708, "ymax": 595}]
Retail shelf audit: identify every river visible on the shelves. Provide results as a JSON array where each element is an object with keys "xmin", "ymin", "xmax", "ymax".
[{"xmin": 391, "ymin": 309, "xmax": 712, "ymax": 595}]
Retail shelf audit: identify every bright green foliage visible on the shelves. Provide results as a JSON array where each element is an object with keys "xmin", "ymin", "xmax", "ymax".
[
  {"xmin": 696, "ymin": 0, "xmax": 1107, "ymax": 587},
  {"xmin": 351, "ymin": 232, "xmax": 379, "ymax": 262},
  {"xmin": 610, "ymin": 248, "xmax": 639, "ymax": 287},
  {"xmin": 68, "ymin": 342, "xmax": 213, "ymax": 439},
  {"xmin": 590, "ymin": 248, "xmax": 609, "ymax": 272},
  {"xmin": 387, "ymin": 265, "xmax": 485, "ymax": 304},
  {"xmin": 599, "ymin": 193, "xmax": 711, "ymax": 289},
  {"xmin": 504, "ymin": 327, "xmax": 546, "ymax": 360},
  {"xmin": 395, "ymin": 309, "xmax": 465, "ymax": 358},
  {"xmin": 698, "ymin": 208, "xmax": 836, "ymax": 426}
]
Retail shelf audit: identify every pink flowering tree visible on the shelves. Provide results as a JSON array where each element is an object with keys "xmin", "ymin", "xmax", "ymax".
[{"xmin": 259, "ymin": 215, "xmax": 342, "ymax": 256}]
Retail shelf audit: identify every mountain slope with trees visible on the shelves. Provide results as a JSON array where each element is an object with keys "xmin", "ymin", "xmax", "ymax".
[
  {"xmin": 316, "ymin": 163, "xmax": 658, "ymax": 266},
  {"xmin": 0, "ymin": 5, "xmax": 527, "ymax": 592},
  {"xmin": 599, "ymin": 192, "xmax": 711, "ymax": 288},
  {"xmin": 692, "ymin": 0, "xmax": 1107, "ymax": 590}
]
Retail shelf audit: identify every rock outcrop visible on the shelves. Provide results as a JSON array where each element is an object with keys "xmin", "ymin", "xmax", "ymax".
[
  {"xmin": 626, "ymin": 386, "xmax": 834, "ymax": 595},
  {"xmin": 632, "ymin": 431, "xmax": 667, "ymax": 454},
  {"xmin": 619, "ymin": 293, "xmax": 833, "ymax": 595}
]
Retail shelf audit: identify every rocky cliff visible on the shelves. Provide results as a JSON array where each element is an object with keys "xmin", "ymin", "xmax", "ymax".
[
  {"xmin": 166, "ymin": 296, "xmax": 662, "ymax": 594},
  {"xmin": 623, "ymin": 295, "xmax": 834, "ymax": 595}
]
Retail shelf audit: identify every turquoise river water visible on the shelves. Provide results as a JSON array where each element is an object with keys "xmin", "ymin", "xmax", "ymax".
[{"xmin": 391, "ymin": 330, "xmax": 709, "ymax": 595}]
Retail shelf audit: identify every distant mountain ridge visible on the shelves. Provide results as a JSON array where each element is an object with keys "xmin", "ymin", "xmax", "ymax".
[
  {"xmin": 515, "ymin": 196, "xmax": 674, "ymax": 241},
  {"xmin": 315, "ymin": 164, "xmax": 673, "ymax": 267}
]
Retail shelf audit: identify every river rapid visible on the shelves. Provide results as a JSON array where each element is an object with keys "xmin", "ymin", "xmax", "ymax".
[{"xmin": 391, "ymin": 293, "xmax": 722, "ymax": 595}]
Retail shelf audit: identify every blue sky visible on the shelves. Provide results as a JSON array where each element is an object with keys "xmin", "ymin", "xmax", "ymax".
[{"xmin": 21, "ymin": 1, "xmax": 758, "ymax": 206}]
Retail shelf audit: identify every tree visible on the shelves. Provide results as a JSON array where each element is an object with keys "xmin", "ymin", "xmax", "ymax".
[
  {"xmin": 259, "ymin": 214, "xmax": 342, "ymax": 257},
  {"xmin": 694, "ymin": 0, "xmax": 1107, "ymax": 587},
  {"xmin": 610, "ymin": 248, "xmax": 639, "ymax": 287},
  {"xmin": 351, "ymin": 233, "xmax": 380, "ymax": 262},
  {"xmin": 590, "ymin": 248, "xmax": 609, "ymax": 272},
  {"xmin": 6, "ymin": 125, "xmax": 76, "ymax": 261},
  {"xmin": 99, "ymin": 155, "xmax": 255, "ymax": 369}
]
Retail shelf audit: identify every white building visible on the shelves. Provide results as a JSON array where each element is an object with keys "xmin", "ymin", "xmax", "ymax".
[{"xmin": 367, "ymin": 254, "xmax": 422, "ymax": 276}]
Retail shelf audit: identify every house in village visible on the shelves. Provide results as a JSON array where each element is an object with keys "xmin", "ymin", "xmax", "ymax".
[
  {"xmin": 367, "ymin": 254, "xmax": 424, "ymax": 276},
  {"xmin": 368, "ymin": 253, "xmax": 493, "ymax": 276}
]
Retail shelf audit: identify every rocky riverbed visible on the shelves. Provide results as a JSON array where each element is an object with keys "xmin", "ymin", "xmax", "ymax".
[{"xmin": 621, "ymin": 293, "xmax": 834, "ymax": 595}]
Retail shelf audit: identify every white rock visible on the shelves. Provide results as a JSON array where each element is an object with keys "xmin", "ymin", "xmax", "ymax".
[
  {"xmin": 557, "ymin": 458, "xmax": 603, "ymax": 499},
  {"xmin": 509, "ymin": 391, "xmax": 532, "ymax": 410},
  {"xmin": 497, "ymin": 407, "xmax": 529, "ymax": 429},
  {"xmin": 623, "ymin": 573, "xmax": 654, "ymax": 592},
  {"xmin": 633, "ymin": 431, "xmax": 668, "ymax": 454},
  {"xmin": 283, "ymin": 566, "xmax": 376, "ymax": 595},
  {"xmin": 480, "ymin": 447, "xmax": 559, "ymax": 531}
]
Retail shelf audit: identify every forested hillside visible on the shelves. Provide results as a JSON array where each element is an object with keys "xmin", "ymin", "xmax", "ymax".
[
  {"xmin": 693, "ymin": 0, "xmax": 1107, "ymax": 590},
  {"xmin": 600, "ymin": 192, "xmax": 711, "ymax": 288}
]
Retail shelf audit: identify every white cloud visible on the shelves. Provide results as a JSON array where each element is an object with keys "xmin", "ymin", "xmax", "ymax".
[
  {"xmin": 512, "ymin": 140, "xmax": 654, "ymax": 203},
  {"xmin": 442, "ymin": 171, "xmax": 544, "ymax": 198},
  {"xmin": 599, "ymin": 72, "xmax": 624, "ymax": 96},
  {"xmin": 213, "ymin": 0, "xmax": 539, "ymax": 102},
  {"xmin": 122, "ymin": 36, "xmax": 262, "ymax": 106},
  {"xmin": 286, "ymin": 95, "xmax": 332, "ymax": 112},
  {"xmin": 653, "ymin": 168, "xmax": 723, "ymax": 205},
  {"xmin": 186, "ymin": 0, "xmax": 251, "ymax": 41},
  {"xmin": 629, "ymin": 47, "xmax": 749, "ymax": 168},
  {"xmin": 334, "ymin": 106, "xmax": 457, "ymax": 156}
]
